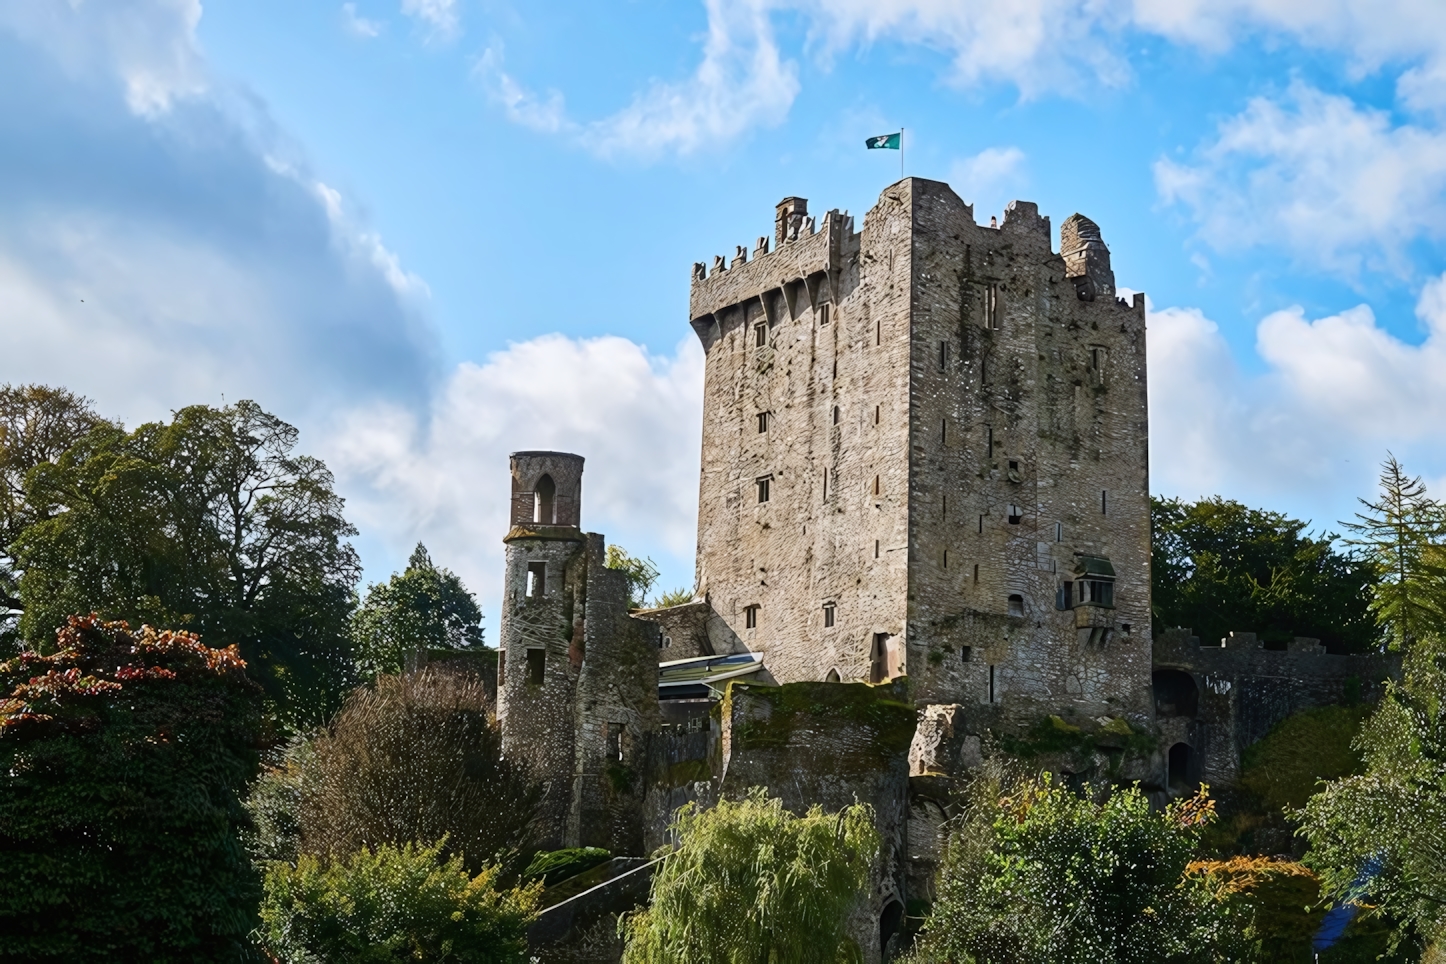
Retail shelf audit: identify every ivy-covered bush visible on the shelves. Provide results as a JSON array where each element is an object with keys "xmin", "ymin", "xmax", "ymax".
[
  {"xmin": 0, "ymin": 616, "xmax": 264, "ymax": 962},
  {"xmin": 259, "ymin": 839, "xmax": 540, "ymax": 963}
]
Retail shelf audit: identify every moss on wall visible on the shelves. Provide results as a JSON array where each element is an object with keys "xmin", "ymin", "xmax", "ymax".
[
  {"xmin": 727, "ymin": 680, "xmax": 917, "ymax": 758},
  {"xmin": 1239, "ymin": 704, "xmax": 1369, "ymax": 811},
  {"xmin": 996, "ymin": 714, "xmax": 1155, "ymax": 763}
]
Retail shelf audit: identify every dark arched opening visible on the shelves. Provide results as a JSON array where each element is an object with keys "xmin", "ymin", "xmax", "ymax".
[
  {"xmin": 880, "ymin": 899, "xmax": 905, "ymax": 957},
  {"xmin": 825, "ymin": 668, "xmax": 841, "ymax": 683},
  {"xmin": 1168, "ymin": 742, "xmax": 1193, "ymax": 791},
  {"xmin": 1007, "ymin": 593, "xmax": 1024, "ymax": 617},
  {"xmin": 534, "ymin": 474, "xmax": 556, "ymax": 524},
  {"xmin": 1153, "ymin": 669, "xmax": 1199, "ymax": 718}
]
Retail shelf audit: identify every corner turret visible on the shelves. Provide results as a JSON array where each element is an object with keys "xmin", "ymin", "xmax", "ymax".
[{"xmin": 1060, "ymin": 213, "xmax": 1115, "ymax": 301}]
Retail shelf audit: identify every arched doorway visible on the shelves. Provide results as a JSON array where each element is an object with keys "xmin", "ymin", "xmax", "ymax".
[
  {"xmin": 1153, "ymin": 669, "xmax": 1199, "ymax": 718},
  {"xmin": 534, "ymin": 474, "xmax": 556, "ymax": 524},
  {"xmin": 1168, "ymin": 742, "xmax": 1194, "ymax": 791},
  {"xmin": 879, "ymin": 899, "xmax": 905, "ymax": 958}
]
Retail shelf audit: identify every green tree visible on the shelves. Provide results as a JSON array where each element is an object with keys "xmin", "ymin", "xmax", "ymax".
[
  {"xmin": 620, "ymin": 789, "xmax": 880, "ymax": 964},
  {"xmin": 251, "ymin": 669, "xmax": 538, "ymax": 874},
  {"xmin": 0, "ymin": 384, "xmax": 107, "ymax": 652},
  {"xmin": 1342, "ymin": 455, "xmax": 1446, "ymax": 650},
  {"xmin": 0, "ymin": 616, "xmax": 264, "ymax": 962},
  {"xmin": 911, "ymin": 765, "xmax": 1245, "ymax": 964},
  {"xmin": 1152, "ymin": 496, "xmax": 1379, "ymax": 652},
  {"xmin": 651, "ymin": 586, "xmax": 697, "ymax": 609},
  {"xmin": 606, "ymin": 544, "xmax": 660, "ymax": 609},
  {"xmin": 13, "ymin": 400, "xmax": 360, "ymax": 728},
  {"xmin": 259, "ymin": 838, "xmax": 540, "ymax": 964},
  {"xmin": 352, "ymin": 543, "xmax": 484, "ymax": 681}
]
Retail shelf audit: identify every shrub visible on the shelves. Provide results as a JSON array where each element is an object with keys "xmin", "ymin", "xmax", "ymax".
[
  {"xmin": 620, "ymin": 788, "xmax": 879, "ymax": 964},
  {"xmin": 259, "ymin": 838, "xmax": 540, "ymax": 963},
  {"xmin": 291, "ymin": 669, "xmax": 539, "ymax": 873},
  {"xmin": 911, "ymin": 763, "xmax": 1246, "ymax": 964},
  {"xmin": 0, "ymin": 616, "xmax": 264, "ymax": 962},
  {"xmin": 524, "ymin": 847, "xmax": 612, "ymax": 886}
]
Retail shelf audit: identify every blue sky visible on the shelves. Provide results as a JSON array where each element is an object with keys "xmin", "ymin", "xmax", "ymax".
[{"xmin": 3, "ymin": 0, "xmax": 1446, "ymax": 625}]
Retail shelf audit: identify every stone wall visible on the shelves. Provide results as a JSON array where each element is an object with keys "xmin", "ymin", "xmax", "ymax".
[
  {"xmin": 1152, "ymin": 628, "xmax": 1400, "ymax": 786},
  {"xmin": 687, "ymin": 179, "xmax": 1153, "ymax": 724}
]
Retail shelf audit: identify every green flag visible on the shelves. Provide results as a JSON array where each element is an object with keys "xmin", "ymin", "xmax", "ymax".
[{"xmin": 865, "ymin": 132, "xmax": 901, "ymax": 150}]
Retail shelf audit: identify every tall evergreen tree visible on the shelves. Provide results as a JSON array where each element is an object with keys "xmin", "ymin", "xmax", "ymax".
[{"xmin": 351, "ymin": 543, "xmax": 484, "ymax": 681}]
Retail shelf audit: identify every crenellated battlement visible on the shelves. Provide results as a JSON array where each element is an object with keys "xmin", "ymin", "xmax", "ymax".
[{"xmin": 688, "ymin": 204, "xmax": 855, "ymax": 341}]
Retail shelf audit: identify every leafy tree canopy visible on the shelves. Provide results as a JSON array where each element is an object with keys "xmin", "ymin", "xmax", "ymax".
[
  {"xmin": 248, "ymin": 669, "xmax": 538, "ymax": 875},
  {"xmin": 12, "ymin": 399, "xmax": 360, "ymax": 728},
  {"xmin": 0, "ymin": 616, "xmax": 264, "ymax": 962},
  {"xmin": 0, "ymin": 384, "xmax": 107, "ymax": 649},
  {"xmin": 606, "ymin": 544, "xmax": 661, "ymax": 609},
  {"xmin": 259, "ymin": 838, "xmax": 539, "ymax": 964},
  {"xmin": 621, "ymin": 789, "xmax": 880, "ymax": 964},
  {"xmin": 909, "ymin": 765, "xmax": 1245, "ymax": 964},
  {"xmin": 352, "ymin": 543, "xmax": 484, "ymax": 681},
  {"xmin": 1152, "ymin": 496, "xmax": 1379, "ymax": 652}
]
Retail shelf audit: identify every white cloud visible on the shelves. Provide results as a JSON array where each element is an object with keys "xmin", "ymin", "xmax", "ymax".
[
  {"xmin": 327, "ymin": 334, "xmax": 706, "ymax": 613},
  {"xmin": 0, "ymin": 0, "xmax": 208, "ymax": 116},
  {"xmin": 342, "ymin": 3, "xmax": 383, "ymax": 39},
  {"xmin": 1148, "ymin": 277, "xmax": 1446, "ymax": 522},
  {"xmin": 474, "ymin": 48, "xmax": 575, "ymax": 135},
  {"xmin": 947, "ymin": 146, "xmax": 1028, "ymax": 217},
  {"xmin": 400, "ymin": 0, "xmax": 458, "ymax": 41},
  {"xmin": 1155, "ymin": 81, "xmax": 1446, "ymax": 275},
  {"xmin": 582, "ymin": 0, "xmax": 799, "ymax": 159}
]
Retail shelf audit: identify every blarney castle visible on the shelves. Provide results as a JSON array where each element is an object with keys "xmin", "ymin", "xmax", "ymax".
[{"xmin": 493, "ymin": 178, "xmax": 1395, "ymax": 961}]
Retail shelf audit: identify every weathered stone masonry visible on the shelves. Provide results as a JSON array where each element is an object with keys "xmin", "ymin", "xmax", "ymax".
[{"xmin": 688, "ymin": 178, "xmax": 1152, "ymax": 724}]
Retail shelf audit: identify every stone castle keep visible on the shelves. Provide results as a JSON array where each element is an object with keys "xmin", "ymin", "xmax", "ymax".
[{"xmin": 495, "ymin": 179, "xmax": 1396, "ymax": 961}]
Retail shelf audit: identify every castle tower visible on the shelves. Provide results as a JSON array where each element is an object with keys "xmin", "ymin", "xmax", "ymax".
[
  {"xmin": 686, "ymin": 179, "xmax": 1153, "ymax": 722},
  {"xmin": 496, "ymin": 451, "xmax": 662, "ymax": 852}
]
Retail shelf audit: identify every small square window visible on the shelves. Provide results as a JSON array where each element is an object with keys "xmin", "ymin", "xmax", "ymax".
[
  {"xmin": 757, "ymin": 411, "xmax": 769, "ymax": 433},
  {"xmin": 526, "ymin": 648, "xmax": 545, "ymax": 686},
  {"xmin": 526, "ymin": 561, "xmax": 545, "ymax": 598},
  {"xmin": 744, "ymin": 605, "xmax": 759, "ymax": 629},
  {"xmin": 960, "ymin": 646, "xmax": 972, "ymax": 663},
  {"xmin": 756, "ymin": 476, "xmax": 771, "ymax": 503},
  {"xmin": 819, "ymin": 303, "xmax": 831, "ymax": 325},
  {"xmin": 1007, "ymin": 504, "xmax": 1022, "ymax": 525},
  {"xmin": 823, "ymin": 604, "xmax": 835, "ymax": 628},
  {"xmin": 755, "ymin": 323, "xmax": 768, "ymax": 347}
]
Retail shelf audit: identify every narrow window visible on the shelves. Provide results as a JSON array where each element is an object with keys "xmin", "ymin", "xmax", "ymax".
[
  {"xmin": 977, "ymin": 514, "xmax": 984, "ymax": 534},
  {"xmin": 606, "ymin": 723, "xmax": 623, "ymax": 762},
  {"xmin": 820, "ymin": 303, "xmax": 831, "ymax": 325},
  {"xmin": 534, "ymin": 473, "xmax": 556, "ymax": 525},
  {"xmin": 942, "ymin": 494, "xmax": 947, "ymax": 516},
  {"xmin": 973, "ymin": 564, "xmax": 980, "ymax": 583},
  {"xmin": 989, "ymin": 664, "xmax": 996, "ymax": 702},
  {"xmin": 1101, "ymin": 489, "xmax": 1108, "ymax": 515},
  {"xmin": 943, "ymin": 549, "xmax": 949, "ymax": 568},
  {"xmin": 823, "ymin": 603, "xmax": 836, "ymax": 628},
  {"xmin": 987, "ymin": 284, "xmax": 1000, "ymax": 330},
  {"xmin": 1007, "ymin": 504, "xmax": 1022, "ymax": 525},
  {"xmin": 526, "ymin": 648, "xmax": 545, "ymax": 686},
  {"xmin": 960, "ymin": 646, "xmax": 972, "ymax": 663},
  {"xmin": 873, "ymin": 475, "xmax": 881, "ymax": 496},
  {"xmin": 939, "ymin": 341, "xmax": 949, "ymax": 371},
  {"xmin": 1055, "ymin": 521, "xmax": 1063, "ymax": 542},
  {"xmin": 874, "ymin": 404, "xmax": 880, "ymax": 425},
  {"xmin": 1008, "ymin": 594, "xmax": 1024, "ymax": 617},
  {"xmin": 661, "ymin": 635, "xmax": 672, "ymax": 650},
  {"xmin": 756, "ymin": 476, "xmax": 771, "ymax": 504},
  {"xmin": 941, "ymin": 419, "xmax": 947, "ymax": 443},
  {"xmin": 526, "ymin": 561, "xmax": 546, "ymax": 598},
  {"xmin": 874, "ymin": 539, "xmax": 880, "ymax": 559},
  {"xmin": 986, "ymin": 426, "xmax": 994, "ymax": 457},
  {"xmin": 822, "ymin": 468, "xmax": 829, "ymax": 501},
  {"xmin": 744, "ymin": 605, "xmax": 759, "ymax": 629},
  {"xmin": 832, "ymin": 359, "xmax": 838, "ymax": 378},
  {"xmin": 757, "ymin": 411, "xmax": 769, "ymax": 433},
  {"xmin": 876, "ymin": 319, "xmax": 881, "ymax": 345},
  {"xmin": 832, "ymin": 406, "xmax": 840, "ymax": 425},
  {"xmin": 754, "ymin": 323, "xmax": 767, "ymax": 347}
]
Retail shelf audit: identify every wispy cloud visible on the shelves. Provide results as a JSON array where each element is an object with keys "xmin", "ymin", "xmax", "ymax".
[
  {"xmin": 1155, "ymin": 81, "xmax": 1446, "ymax": 275},
  {"xmin": 342, "ymin": 3, "xmax": 383, "ymax": 39},
  {"xmin": 400, "ymin": 0, "xmax": 459, "ymax": 41},
  {"xmin": 947, "ymin": 146, "xmax": 1028, "ymax": 217},
  {"xmin": 474, "ymin": 47, "xmax": 574, "ymax": 135}
]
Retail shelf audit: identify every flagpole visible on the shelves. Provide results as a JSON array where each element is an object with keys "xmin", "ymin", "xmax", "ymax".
[{"xmin": 900, "ymin": 127, "xmax": 905, "ymax": 180}]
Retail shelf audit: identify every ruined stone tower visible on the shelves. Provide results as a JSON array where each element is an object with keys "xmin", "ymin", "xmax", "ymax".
[
  {"xmin": 687, "ymin": 178, "xmax": 1153, "ymax": 722},
  {"xmin": 496, "ymin": 452, "xmax": 661, "ymax": 852}
]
